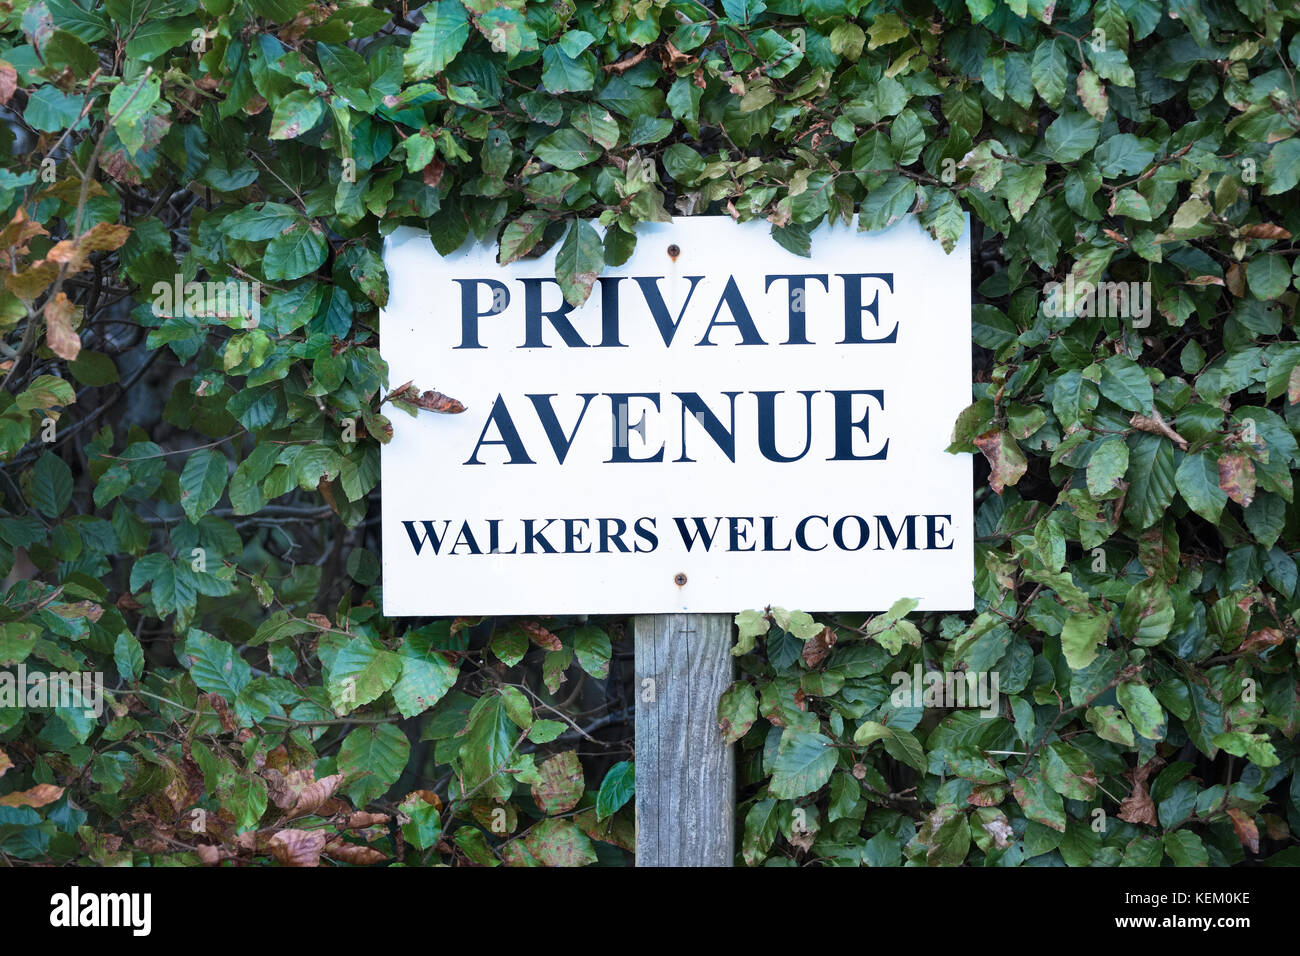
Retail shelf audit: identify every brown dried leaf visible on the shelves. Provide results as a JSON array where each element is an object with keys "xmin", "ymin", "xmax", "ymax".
[
  {"xmin": 1238, "ymin": 628, "xmax": 1284, "ymax": 655},
  {"xmin": 416, "ymin": 389, "xmax": 466, "ymax": 413},
  {"xmin": 5, "ymin": 259, "xmax": 58, "ymax": 301},
  {"xmin": 0, "ymin": 61, "xmax": 16, "ymax": 106},
  {"xmin": 801, "ymin": 626, "xmax": 837, "ymax": 669},
  {"xmin": 603, "ymin": 47, "xmax": 647, "ymax": 73},
  {"xmin": 0, "ymin": 783, "xmax": 64, "ymax": 807},
  {"xmin": 422, "ymin": 157, "xmax": 445, "ymax": 188},
  {"xmin": 0, "ymin": 209, "xmax": 48, "ymax": 266},
  {"xmin": 1218, "ymin": 452, "xmax": 1256, "ymax": 507},
  {"xmin": 195, "ymin": 844, "xmax": 234, "ymax": 865},
  {"xmin": 0, "ymin": 748, "xmax": 10, "ymax": 779},
  {"xmin": 1226, "ymin": 808, "xmax": 1259, "ymax": 853},
  {"xmin": 520, "ymin": 620, "xmax": 562, "ymax": 650},
  {"xmin": 291, "ymin": 772, "xmax": 345, "ymax": 818},
  {"xmin": 116, "ymin": 592, "xmax": 143, "ymax": 611},
  {"xmin": 1129, "ymin": 409, "xmax": 1187, "ymax": 450},
  {"xmin": 43, "ymin": 292, "xmax": 80, "ymax": 360},
  {"xmin": 206, "ymin": 693, "xmax": 237, "ymax": 733},
  {"xmin": 77, "ymin": 222, "xmax": 131, "ymax": 255},
  {"xmin": 1117, "ymin": 757, "xmax": 1162, "ymax": 826},
  {"xmin": 1288, "ymin": 366, "xmax": 1300, "ymax": 405},
  {"xmin": 345, "ymin": 811, "xmax": 391, "ymax": 829},
  {"xmin": 1225, "ymin": 262, "xmax": 1246, "ymax": 297},
  {"xmin": 269, "ymin": 828, "xmax": 327, "ymax": 866},
  {"xmin": 973, "ymin": 429, "xmax": 1027, "ymax": 495},
  {"xmin": 305, "ymin": 612, "xmax": 333, "ymax": 631},
  {"xmin": 661, "ymin": 39, "xmax": 695, "ymax": 69},
  {"xmin": 322, "ymin": 840, "xmax": 387, "ymax": 865},
  {"xmin": 1239, "ymin": 223, "xmax": 1291, "ymax": 240}
]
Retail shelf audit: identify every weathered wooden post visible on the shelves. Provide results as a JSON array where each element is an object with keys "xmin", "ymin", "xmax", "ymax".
[{"xmin": 633, "ymin": 613, "xmax": 734, "ymax": 867}]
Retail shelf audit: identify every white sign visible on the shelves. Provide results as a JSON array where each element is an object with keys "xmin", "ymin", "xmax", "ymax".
[{"xmin": 380, "ymin": 215, "xmax": 973, "ymax": 615}]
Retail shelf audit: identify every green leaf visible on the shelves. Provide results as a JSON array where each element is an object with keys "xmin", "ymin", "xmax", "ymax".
[
  {"xmin": 325, "ymin": 637, "xmax": 403, "ymax": 713},
  {"xmin": 1175, "ymin": 451, "xmax": 1227, "ymax": 522},
  {"xmin": 882, "ymin": 727, "xmax": 926, "ymax": 772},
  {"xmin": 1086, "ymin": 438, "xmax": 1128, "ymax": 497},
  {"xmin": 182, "ymin": 629, "xmax": 252, "ymax": 699},
  {"xmin": 1012, "ymin": 773, "xmax": 1066, "ymax": 831},
  {"xmin": 29, "ymin": 452, "xmax": 73, "ymax": 517},
  {"xmin": 392, "ymin": 642, "xmax": 458, "ymax": 719},
  {"xmin": 554, "ymin": 218, "xmax": 604, "ymax": 307},
  {"xmin": 1263, "ymin": 140, "xmax": 1300, "ymax": 196},
  {"xmin": 398, "ymin": 792, "xmax": 443, "ymax": 850},
  {"xmin": 1117, "ymin": 681, "xmax": 1165, "ymax": 740},
  {"xmin": 404, "ymin": 0, "xmax": 471, "ymax": 80},
  {"xmin": 523, "ymin": 818, "xmax": 597, "ymax": 866},
  {"xmin": 1248, "ymin": 255, "xmax": 1291, "ymax": 301},
  {"xmin": 338, "ymin": 723, "xmax": 410, "ymax": 806},
  {"xmin": 1030, "ymin": 39, "xmax": 1068, "ymax": 108},
  {"xmin": 179, "ymin": 448, "xmax": 227, "ymax": 522},
  {"xmin": 113, "ymin": 631, "xmax": 144, "ymax": 682},
  {"xmin": 264, "ymin": 223, "xmax": 328, "ymax": 281},
  {"xmin": 1211, "ymin": 731, "xmax": 1280, "ymax": 768},
  {"xmin": 460, "ymin": 693, "xmax": 518, "ymax": 801},
  {"xmin": 1124, "ymin": 432, "xmax": 1176, "ymax": 530},
  {"xmin": 1086, "ymin": 705, "xmax": 1135, "ymax": 746},
  {"xmin": 573, "ymin": 625, "xmax": 611, "ymax": 679},
  {"xmin": 595, "ymin": 760, "xmax": 634, "ymax": 820},
  {"xmin": 498, "ymin": 210, "xmax": 550, "ymax": 264},
  {"xmin": 718, "ymin": 681, "xmax": 758, "ymax": 745},
  {"xmin": 1044, "ymin": 111, "xmax": 1100, "ymax": 164},
  {"xmin": 1043, "ymin": 743, "xmax": 1097, "ymax": 800},
  {"xmin": 535, "ymin": 127, "xmax": 603, "ymax": 170},
  {"xmin": 1099, "ymin": 355, "xmax": 1153, "ymax": 413},
  {"xmin": 1163, "ymin": 829, "xmax": 1208, "ymax": 866},
  {"xmin": 769, "ymin": 730, "xmax": 837, "ymax": 798},
  {"xmin": 1061, "ymin": 610, "xmax": 1110, "ymax": 670},
  {"xmin": 541, "ymin": 45, "xmax": 595, "ymax": 94},
  {"xmin": 1119, "ymin": 577, "xmax": 1174, "ymax": 646},
  {"xmin": 531, "ymin": 750, "xmax": 584, "ymax": 814}
]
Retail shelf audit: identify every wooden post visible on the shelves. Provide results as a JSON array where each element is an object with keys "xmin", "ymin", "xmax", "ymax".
[{"xmin": 633, "ymin": 613, "xmax": 735, "ymax": 867}]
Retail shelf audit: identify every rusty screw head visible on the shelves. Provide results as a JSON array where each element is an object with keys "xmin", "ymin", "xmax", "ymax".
[
  {"xmin": 667, "ymin": 243, "xmax": 680, "ymax": 259},
  {"xmin": 674, "ymin": 572, "xmax": 687, "ymax": 586}
]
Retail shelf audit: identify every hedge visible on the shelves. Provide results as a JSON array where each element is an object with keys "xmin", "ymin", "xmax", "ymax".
[{"xmin": 0, "ymin": 0, "xmax": 1297, "ymax": 866}]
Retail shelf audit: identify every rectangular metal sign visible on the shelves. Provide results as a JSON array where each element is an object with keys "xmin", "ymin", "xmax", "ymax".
[{"xmin": 380, "ymin": 215, "xmax": 973, "ymax": 615}]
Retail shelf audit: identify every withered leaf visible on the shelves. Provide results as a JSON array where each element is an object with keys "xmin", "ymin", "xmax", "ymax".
[
  {"xmin": 1226, "ymin": 808, "xmax": 1259, "ymax": 854},
  {"xmin": 801, "ymin": 626, "xmax": 837, "ymax": 669},
  {"xmin": 1217, "ymin": 452, "xmax": 1256, "ymax": 507},
  {"xmin": 0, "ymin": 783, "xmax": 64, "ymax": 807},
  {"xmin": 269, "ymin": 828, "xmax": 327, "ymax": 866},
  {"xmin": 1129, "ymin": 409, "xmax": 1187, "ymax": 450},
  {"xmin": 974, "ymin": 429, "xmax": 1028, "ymax": 495},
  {"xmin": 323, "ymin": 840, "xmax": 387, "ymax": 865},
  {"xmin": 520, "ymin": 620, "xmax": 562, "ymax": 650}
]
